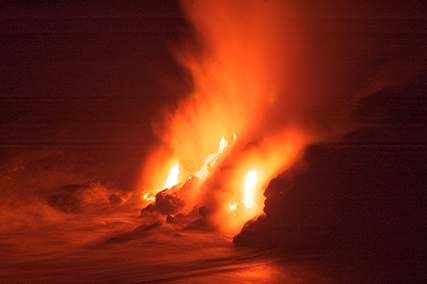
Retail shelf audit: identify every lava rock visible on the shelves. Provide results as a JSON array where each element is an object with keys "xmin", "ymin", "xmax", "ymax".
[
  {"xmin": 166, "ymin": 213, "xmax": 187, "ymax": 225},
  {"xmin": 140, "ymin": 203, "xmax": 159, "ymax": 216},
  {"xmin": 48, "ymin": 183, "xmax": 89, "ymax": 213},
  {"xmin": 235, "ymin": 139, "xmax": 427, "ymax": 251},
  {"xmin": 155, "ymin": 190, "xmax": 184, "ymax": 215},
  {"xmin": 198, "ymin": 206, "xmax": 212, "ymax": 217},
  {"xmin": 234, "ymin": 82, "xmax": 427, "ymax": 253},
  {"xmin": 263, "ymin": 171, "xmax": 293, "ymax": 198},
  {"xmin": 184, "ymin": 217, "xmax": 215, "ymax": 232}
]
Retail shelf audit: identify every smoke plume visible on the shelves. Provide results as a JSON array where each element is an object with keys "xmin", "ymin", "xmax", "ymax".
[{"xmin": 142, "ymin": 0, "xmax": 427, "ymax": 232}]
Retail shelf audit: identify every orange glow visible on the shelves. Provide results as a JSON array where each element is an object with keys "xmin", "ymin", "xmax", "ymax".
[
  {"xmin": 142, "ymin": 163, "xmax": 180, "ymax": 202},
  {"xmin": 194, "ymin": 137, "xmax": 228, "ymax": 179},
  {"xmin": 242, "ymin": 170, "xmax": 257, "ymax": 209},
  {"xmin": 164, "ymin": 163, "xmax": 179, "ymax": 190},
  {"xmin": 139, "ymin": 0, "xmax": 336, "ymax": 233}
]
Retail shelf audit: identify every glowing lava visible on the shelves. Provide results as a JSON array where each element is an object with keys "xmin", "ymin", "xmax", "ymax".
[
  {"xmin": 163, "ymin": 163, "xmax": 179, "ymax": 190},
  {"xmin": 142, "ymin": 163, "xmax": 180, "ymax": 202},
  {"xmin": 139, "ymin": 0, "xmax": 322, "ymax": 233},
  {"xmin": 242, "ymin": 170, "xmax": 258, "ymax": 209},
  {"xmin": 142, "ymin": 137, "xmax": 230, "ymax": 203},
  {"xmin": 229, "ymin": 203, "xmax": 237, "ymax": 211},
  {"xmin": 194, "ymin": 137, "xmax": 228, "ymax": 180}
]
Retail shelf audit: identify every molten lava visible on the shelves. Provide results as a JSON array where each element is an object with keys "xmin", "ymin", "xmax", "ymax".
[
  {"xmin": 242, "ymin": 170, "xmax": 257, "ymax": 209},
  {"xmin": 194, "ymin": 137, "xmax": 228, "ymax": 179},
  {"xmin": 142, "ymin": 163, "xmax": 180, "ymax": 202},
  {"xmin": 139, "ymin": 0, "xmax": 331, "ymax": 233},
  {"xmin": 163, "ymin": 163, "xmax": 179, "ymax": 190}
]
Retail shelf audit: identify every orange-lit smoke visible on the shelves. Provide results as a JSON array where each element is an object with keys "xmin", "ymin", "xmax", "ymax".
[
  {"xmin": 152, "ymin": 0, "xmax": 309, "ymax": 168},
  {"xmin": 140, "ymin": 0, "xmax": 358, "ymax": 233}
]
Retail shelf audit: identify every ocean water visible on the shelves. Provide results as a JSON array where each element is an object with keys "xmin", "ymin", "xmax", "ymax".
[{"xmin": 0, "ymin": 146, "xmax": 423, "ymax": 283}]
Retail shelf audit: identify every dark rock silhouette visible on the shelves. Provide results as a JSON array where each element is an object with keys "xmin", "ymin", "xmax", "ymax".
[
  {"xmin": 155, "ymin": 189, "xmax": 184, "ymax": 215},
  {"xmin": 234, "ymin": 79, "xmax": 427, "ymax": 259}
]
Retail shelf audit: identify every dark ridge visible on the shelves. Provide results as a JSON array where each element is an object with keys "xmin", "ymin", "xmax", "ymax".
[
  {"xmin": 234, "ymin": 79, "xmax": 427, "ymax": 280},
  {"xmin": 352, "ymin": 76, "xmax": 427, "ymax": 125}
]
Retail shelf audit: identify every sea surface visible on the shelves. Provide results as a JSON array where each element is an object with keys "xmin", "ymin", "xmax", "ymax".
[{"xmin": 1, "ymin": 145, "xmax": 423, "ymax": 283}]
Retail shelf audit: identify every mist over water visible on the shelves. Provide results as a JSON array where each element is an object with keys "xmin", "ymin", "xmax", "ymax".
[{"xmin": 0, "ymin": 147, "xmax": 351, "ymax": 283}]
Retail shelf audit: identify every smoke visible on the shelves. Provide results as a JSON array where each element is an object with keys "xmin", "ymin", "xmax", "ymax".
[
  {"xmin": 154, "ymin": 0, "xmax": 308, "ymax": 164},
  {"xmin": 141, "ymin": 0, "xmax": 427, "ymax": 232}
]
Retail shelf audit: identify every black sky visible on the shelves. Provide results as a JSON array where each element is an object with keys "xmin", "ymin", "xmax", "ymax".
[
  {"xmin": 0, "ymin": 0, "xmax": 426, "ymax": 173},
  {"xmin": 1, "ymin": 1, "xmax": 190, "ymax": 147},
  {"xmin": 1, "ymin": 1, "xmax": 426, "ymax": 147}
]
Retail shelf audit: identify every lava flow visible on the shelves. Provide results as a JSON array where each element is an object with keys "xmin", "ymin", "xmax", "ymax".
[
  {"xmin": 242, "ymin": 170, "xmax": 257, "ymax": 209},
  {"xmin": 138, "ymin": 0, "xmax": 350, "ymax": 233}
]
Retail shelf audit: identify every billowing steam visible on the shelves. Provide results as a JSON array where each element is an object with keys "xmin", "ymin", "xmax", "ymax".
[{"xmin": 139, "ymin": 0, "xmax": 427, "ymax": 233}]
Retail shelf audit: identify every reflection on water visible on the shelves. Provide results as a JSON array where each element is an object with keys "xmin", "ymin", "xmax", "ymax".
[
  {"xmin": 0, "ymin": 223, "xmax": 344, "ymax": 283},
  {"xmin": 0, "ymin": 147, "xmax": 289, "ymax": 283},
  {"xmin": 0, "ymin": 147, "xmax": 422, "ymax": 283},
  {"xmin": 0, "ymin": 212, "xmax": 325, "ymax": 283}
]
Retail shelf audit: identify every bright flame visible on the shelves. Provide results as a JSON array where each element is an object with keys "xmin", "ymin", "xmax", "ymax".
[
  {"xmin": 141, "ymin": 136, "xmax": 230, "ymax": 204},
  {"xmin": 242, "ymin": 170, "xmax": 257, "ymax": 209},
  {"xmin": 140, "ymin": 0, "xmax": 343, "ymax": 233},
  {"xmin": 142, "ymin": 163, "xmax": 179, "ymax": 202},
  {"xmin": 194, "ymin": 137, "xmax": 228, "ymax": 179},
  {"xmin": 163, "ymin": 163, "xmax": 179, "ymax": 189}
]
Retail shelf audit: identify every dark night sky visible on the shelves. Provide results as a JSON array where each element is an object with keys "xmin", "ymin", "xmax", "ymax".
[
  {"xmin": 0, "ymin": 0, "xmax": 425, "ymax": 187},
  {"xmin": 1, "ymin": 1, "xmax": 426, "ymax": 147},
  {"xmin": 0, "ymin": 1, "xmax": 190, "ymax": 147},
  {"xmin": 1, "ymin": 0, "xmax": 426, "ymax": 183}
]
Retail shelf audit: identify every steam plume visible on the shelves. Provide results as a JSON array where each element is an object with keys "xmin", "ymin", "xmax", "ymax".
[{"xmin": 143, "ymin": 0, "xmax": 427, "ymax": 231}]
